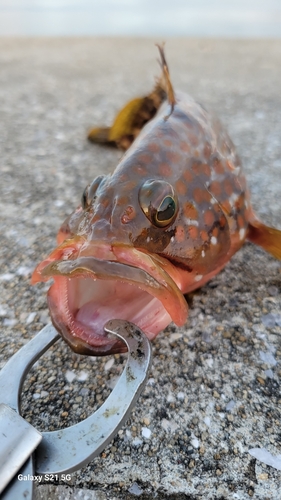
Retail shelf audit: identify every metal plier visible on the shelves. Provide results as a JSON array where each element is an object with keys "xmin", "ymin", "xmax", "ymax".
[{"xmin": 0, "ymin": 320, "xmax": 151, "ymax": 499}]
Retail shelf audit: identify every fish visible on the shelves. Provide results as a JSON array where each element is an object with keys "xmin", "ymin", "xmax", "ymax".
[{"xmin": 32, "ymin": 46, "xmax": 281, "ymax": 356}]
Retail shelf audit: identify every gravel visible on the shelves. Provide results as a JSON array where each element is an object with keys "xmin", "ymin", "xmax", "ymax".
[{"xmin": 0, "ymin": 38, "xmax": 281, "ymax": 500}]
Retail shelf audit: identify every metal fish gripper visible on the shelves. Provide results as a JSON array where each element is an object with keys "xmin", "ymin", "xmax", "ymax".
[{"xmin": 0, "ymin": 320, "xmax": 151, "ymax": 499}]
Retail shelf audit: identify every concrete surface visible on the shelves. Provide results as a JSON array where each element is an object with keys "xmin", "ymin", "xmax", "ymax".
[{"xmin": 0, "ymin": 38, "xmax": 281, "ymax": 499}]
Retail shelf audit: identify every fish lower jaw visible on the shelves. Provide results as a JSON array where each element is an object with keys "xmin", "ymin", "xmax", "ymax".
[{"xmin": 47, "ymin": 275, "xmax": 173, "ymax": 356}]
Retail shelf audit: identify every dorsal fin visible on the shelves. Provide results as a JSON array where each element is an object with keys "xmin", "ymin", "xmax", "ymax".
[
  {"xmin": 88, "ymin": 45, "xmax": 174, "ymax": 150},
  {"xmin": 156, "ymin": 43, "xmax": 176, "ymax": 119}
]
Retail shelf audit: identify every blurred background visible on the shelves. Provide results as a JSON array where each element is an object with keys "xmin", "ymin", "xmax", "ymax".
[{"xmin": 0, "ymin": 0, "xmax": 281, "ymax": 37}]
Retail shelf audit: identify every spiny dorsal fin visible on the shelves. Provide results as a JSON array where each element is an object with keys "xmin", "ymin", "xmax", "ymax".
[{"xmin": 156, "ymin": 43, "xmax": 176, "ymax": 119}]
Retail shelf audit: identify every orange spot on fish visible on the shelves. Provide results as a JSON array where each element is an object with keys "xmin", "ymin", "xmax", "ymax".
[
  {"xmin": 201, "ymin": 163, "xmax": 211, "ymax": 176},
  {"xmin": 200, "ymin": 230, "xmax": 209, "ymax": 242},
  {"xmin": 204, "ymin": 210, "xmax": 215, "ymax": 226},
  {"xmin": 125, "ymin": 180, "xmax": 138, "ymax": 190},
  {"xmin": 148, "ymin": 142, "xmax": 160, "ymax": 153},
  {"xmin": 183, "ymin": 170, "xmax": 194, "ymax": 183},
  {"xmin": 132, "ymin": 165, "xmax": 148, "ymax": 176},
  {"xmin": 183, "ymin": 202, "xmax": 198, "ymax": 220},
  {"xmin": 213, "ymin": 158, "xmax": 225, "ymax": 175},
  {"xmin": 212, "ymin": 226, "xmax": 219, "ymax": 238},
  {"xmin": 117, "ymin": 195, "xmax": 129, "ymax": 206},
  {"xmin": 210, "ymin": 181, "xmax": 221, "ymax": 197},
  {"xmin": 194, "ymin": 187, "xmax": 210, "ymax": 204},
  {"xmin": 175, "ymin": 225, "xmax": 185, "ymax": 243},
  {"xmin": 138, "ymin": 153, "xmax": 152, "ymax": 164},
  {"xmin": 188, "ymin": 226, "xmax": 199, "ymax": 240},
  {"xmin": 121, "ymin": 206, "xmax": 136, "ymax": 224},
  {"xmin": 213, "ymin": 202, "xmax": 222, "ymax": 214},
  {"xmin": 180, "ymin": 141, "xmax": 190, "ymax": 152},
  {"xmin": 158, "ymin": 162, "xmax": 172, "ymax": 177},
  {"xmin": 203, "ymin": 142, "xmax": 212, "ymax": 159},
  {"xmin": 175, "ymin": 179, "xmax": 187, "ymax": 196},
  {"xmin": 192, "ymin": 162, "xmax": 211, "ymax": 177},
  {"xmin": 237, "ymin": 214, "xmax": 245, "ymax": 228},
  {"xmin": 219, "ymin": 215, "xmax": 227, "ymax": 228},
  {"xmin": 188, "ymin": 133, "xmax": 199, "ymax": 147},
  {"xmin": 118, "ymin": 173, "xmax": 129, "ymax": 182},
  {"xmin": 164, "ymin": 138, "xmax": 173, "ymax": 147},
  {"xmin": 224, "ymin": 178, "xmax": 234, "ymax": 196}
]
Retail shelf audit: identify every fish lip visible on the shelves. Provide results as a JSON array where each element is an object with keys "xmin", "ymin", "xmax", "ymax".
[{"xmin": 32, "ymin": 240, "xmax": 188, "ymax": 355}]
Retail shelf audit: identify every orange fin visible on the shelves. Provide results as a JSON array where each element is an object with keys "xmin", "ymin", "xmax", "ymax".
[
  {"xmin": 88, "ymin": 87, "xmax": 166, "ymax": 150},
  {"xmin": 247, "ymin": 216, "xmax": 281, "ymax": 260},
  {"xmin": 87, "ymin": 127, "xmax": 114, "ymax": 145},
  {"xmin": 87, "ymin": 47, "xmax": 172, "ymax": 150}
]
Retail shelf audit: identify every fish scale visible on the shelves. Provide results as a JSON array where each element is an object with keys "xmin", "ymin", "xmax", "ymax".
[{"xmin": 32, "ymin": 46, "xmax": 281, "ymax": 356}]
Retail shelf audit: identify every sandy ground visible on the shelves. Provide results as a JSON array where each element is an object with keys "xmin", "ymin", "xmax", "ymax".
[{"xmin": 0, "ymin": 38, "xmax": 281, "ymax": 499}]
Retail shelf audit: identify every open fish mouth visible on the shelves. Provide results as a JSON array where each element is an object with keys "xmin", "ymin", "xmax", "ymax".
[{"xmin": 32, "ymin": 239, "xmax": 188, "ymax": 355}]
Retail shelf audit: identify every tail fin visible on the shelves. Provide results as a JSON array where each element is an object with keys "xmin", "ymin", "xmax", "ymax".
[{"xmin": 247, "ymin": 215, "xmax": 281, "ymax": 260}]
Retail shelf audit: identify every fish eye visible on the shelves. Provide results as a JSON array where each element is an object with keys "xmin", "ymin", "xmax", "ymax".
[
  {"xmin": 139, "ymin": 179, "xmax": 178, "ymax": 228},
  {"xmin": 81, "ymin": 175, "xmax": 105, "ymax": 209}
]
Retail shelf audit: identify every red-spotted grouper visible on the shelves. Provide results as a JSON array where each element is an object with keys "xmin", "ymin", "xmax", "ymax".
[{"xmin": 32, "ymin": 47, "xmax": 281, "ymax": 355}]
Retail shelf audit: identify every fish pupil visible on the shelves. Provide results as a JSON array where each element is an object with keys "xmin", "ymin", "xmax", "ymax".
[{"xmin": 157, "ymin": 196, "xmax": 176, "ymax": 222}]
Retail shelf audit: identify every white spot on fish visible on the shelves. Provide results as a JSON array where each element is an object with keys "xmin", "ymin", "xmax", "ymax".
[
  {"xmin": 171, "ymin": 236, "xmax": 175, "ymax": 243},
  {"xmin": 210, "ymin": 198, "xmax": 216, "ymax": 205},
  {"xmin": 229, "ymin": 192, "xmax": 239, "ymax": 207},
  {"xmin": 146, "ymin": 236, "xmax": 150, "ymax": 243},
  {"xmin": 239, "ymin": 228, "xmax": 246, "ymax": 240},
  {"xmin": 195, "ymin": 274, "xmax": 203, "ymax": 282},
  {"xmin": 201, "ymin": 250, "xmax": 205, "ymax": 258},
  {"xmin": 233, "ymin": 166, "xmax": 241, "ymax": 176},
  {"xmin": 211, "ymin": 236, "xmax": 217, "ymax": 245},
  {"xmin": 186, "ymin": 218, "xmax": 199, "ymax": 227}
]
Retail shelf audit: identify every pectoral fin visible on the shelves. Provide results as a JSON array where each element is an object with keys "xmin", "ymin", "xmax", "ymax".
[{"xmin": 247, "ymin": 215, "xmax": 281, "ymax": 260}]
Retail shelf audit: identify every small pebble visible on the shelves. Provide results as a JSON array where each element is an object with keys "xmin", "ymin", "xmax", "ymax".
[
  {"xmin": 77, "ymin": 370, "xmax": 88, "ymax": 381},
  {"xmin": 0, "ymin": 273, "xmax": 14, "ymax": 281},
  {"xmin": 259, "ymin": 350, "xmax": 277, "ymax": 366},
  {"xmin": 261, "ymin": 313, "xmax": 281, "ymax": 328},
  {"xmin": 104, "ymin": 358, "xmax": 115, "ymax": 371},
  {"xmin": 226, "ymin": 400, "xmax": 236, "ymax": 412},
  {"xmin": 258, "ymin": 473, "xmax": 269, "ymax": 480},
  {"xmin": 132, "ymin": 438, "xmax": 143, "ymax": 447},
  {"xmin": 26, "ymin": 312, "xmax": 36, "ymax": 324},
  {"xmin": 191, "ymin": 437, "xmax": 200, "ymax": 449},
  {"xmin": 65, "ymin": 370, "xmax": 76, "ymax": 383},
  {"xmin": 3, "ymin": 318, "xmax": 17, "ymax": 327},
  {"xmin": 177, "ymin": 392, "xmax": 185, "ymax": 401},
  {"xmin": 141, "ymin": 427, "xmax": 151, "ymax": 439},
  {"xmin": 128, "ymin": 482, "xmax": 143, "ymax": 496}
]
